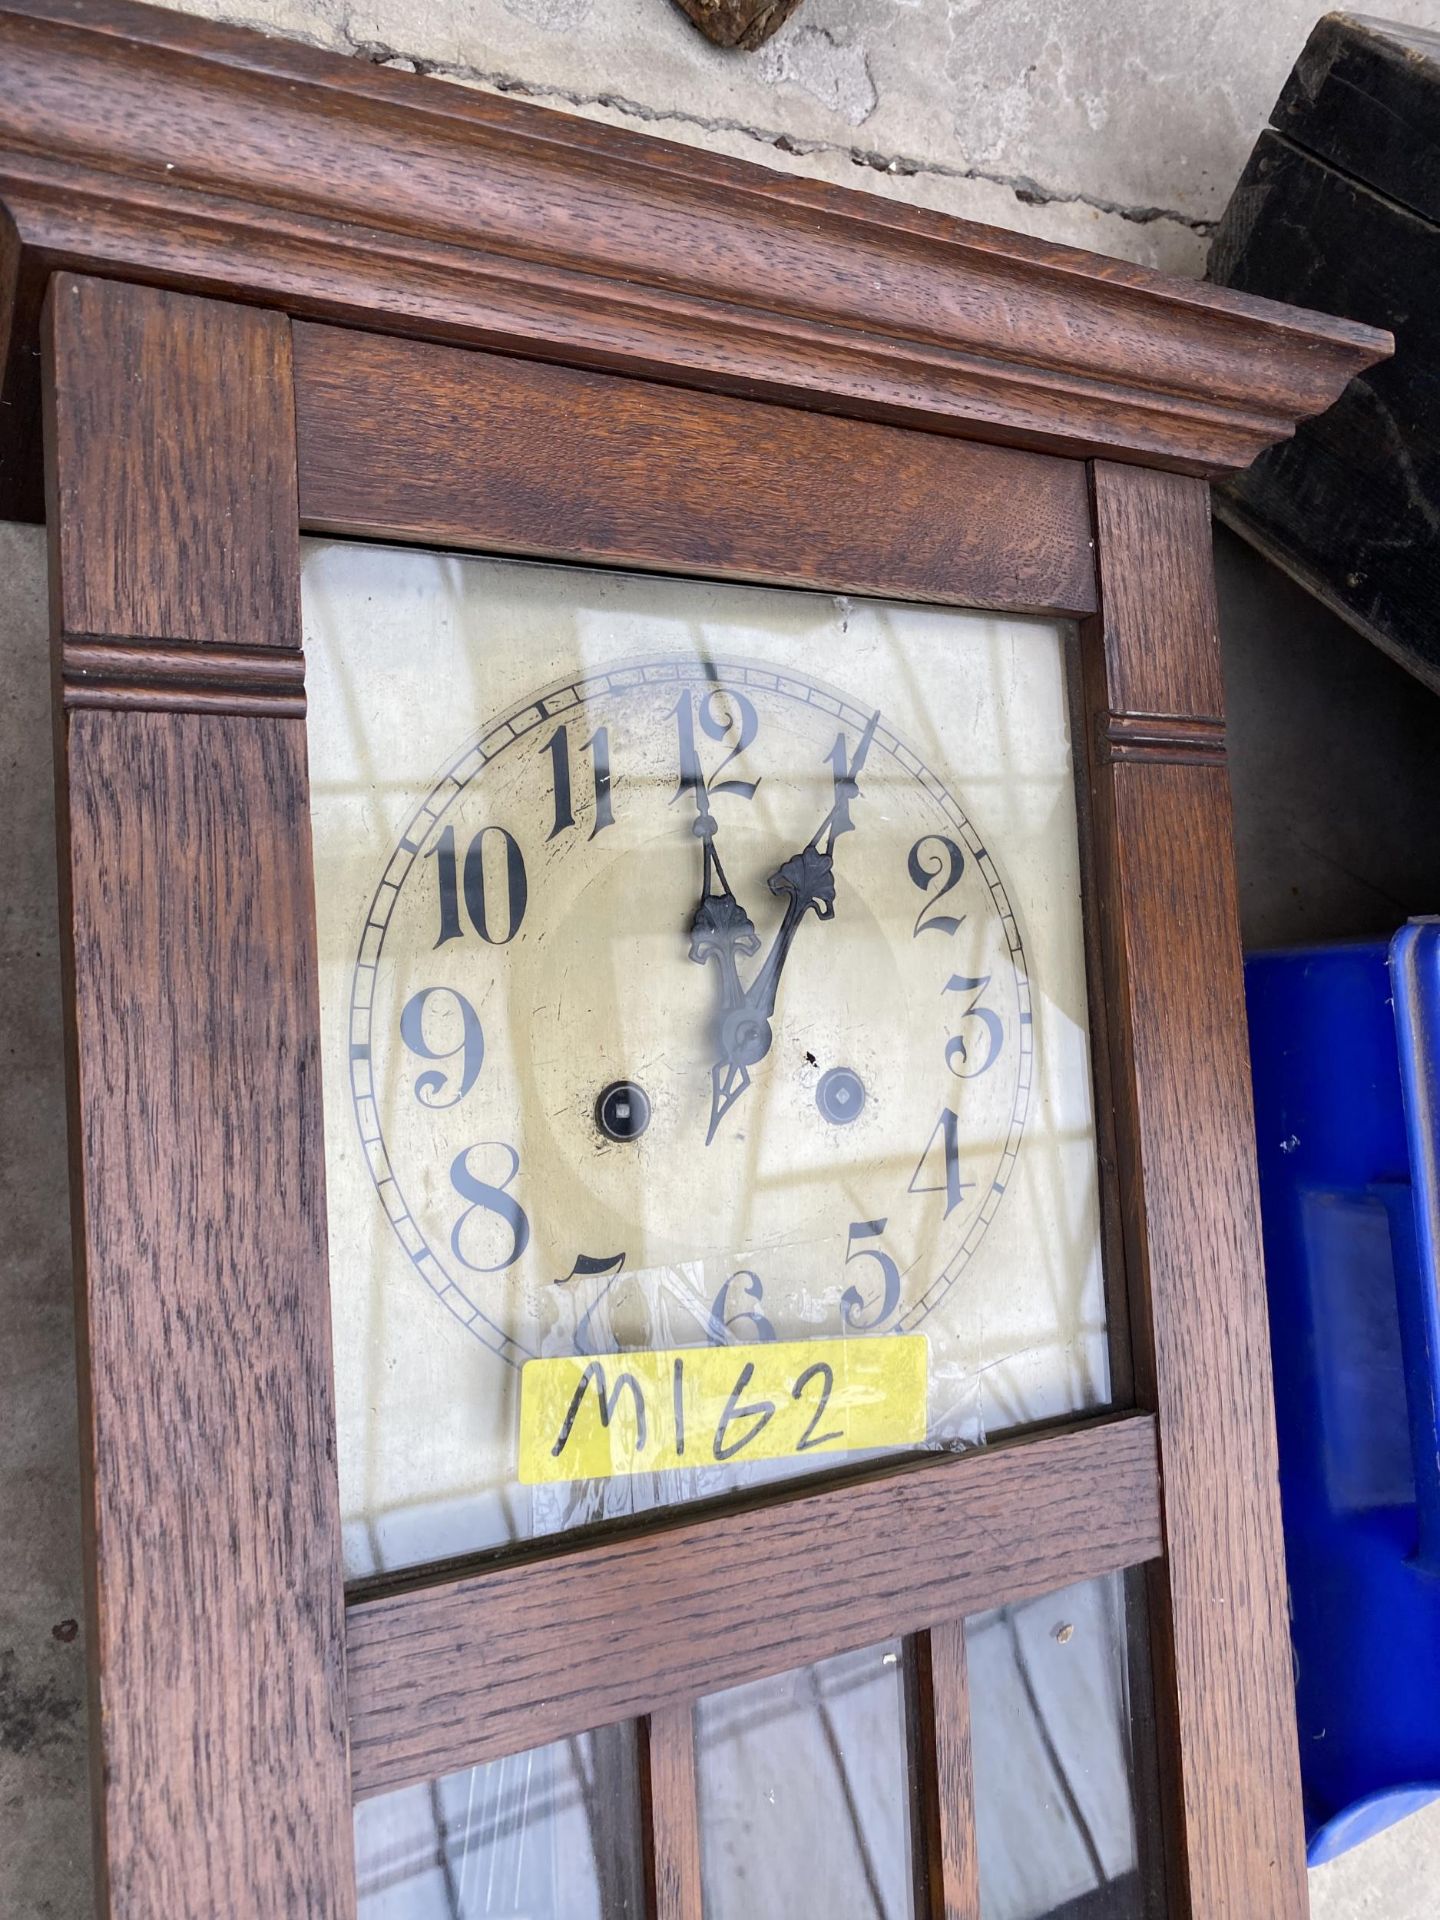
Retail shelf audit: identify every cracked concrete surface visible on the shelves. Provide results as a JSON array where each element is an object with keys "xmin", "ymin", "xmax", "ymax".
[
  {"xmin": 159, "ymin": 0, "xmax": 1440, "ymax": 270},
  {"xmin": 6, "ymin": 4, "xmax": 1440, "ymax": 1918}
]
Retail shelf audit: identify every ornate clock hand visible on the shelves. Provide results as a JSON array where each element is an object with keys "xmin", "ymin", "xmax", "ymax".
[
  {"xmin": 681, "ymin": 703, "xmax": 760, "ymax": 1011},
  {"xmin": 677, "ymin": 686, "xmax": 761, "ymax": 1147},
  {"xmin": 702, "ymin": 711, "xmax": 880, "ymax": 1144},
  {"xmin": 743, "ymin": 708, "xmax": 880, "ymax": 1016}
]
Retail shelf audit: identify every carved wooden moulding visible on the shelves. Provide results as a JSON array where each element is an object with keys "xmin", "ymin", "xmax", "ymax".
[{"xmin": 0, "ymin": 0, "xmax": 1389, "ymax": 529}]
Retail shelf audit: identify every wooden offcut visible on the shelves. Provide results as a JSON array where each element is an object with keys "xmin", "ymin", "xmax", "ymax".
[{"xmin": 1210, "ymin": 13, "xmax": 1432, "ymax": 689}]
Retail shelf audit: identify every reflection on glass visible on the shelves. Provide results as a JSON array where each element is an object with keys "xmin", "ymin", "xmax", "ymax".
[
  {"xmin": 305, "ymin": 542, "xmax": 1110, "ymax": 1575},
  {"xmin": 968, "ymin": 1572, "xmax": 1157, "ymax": 1920},
  {"xmin": 354, "ymin": 1727, "xmax": 645, "ymax": 1919},
  {"xmin": 695, "ymin": 1640, "xmax": 916, "ymax": 1920}
]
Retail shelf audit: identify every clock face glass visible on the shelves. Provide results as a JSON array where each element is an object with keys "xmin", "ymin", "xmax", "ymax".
[{"xmin": 304, "ymin": 542, "xmax": 1110, "ymax": 1577}]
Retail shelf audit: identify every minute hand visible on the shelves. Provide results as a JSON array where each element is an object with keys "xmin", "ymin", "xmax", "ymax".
[
  {"xmin": 740, "ymin": 845, "xmax": 836, "ymax": 1025},
  {"xmin": 702, "ymin": 712, "xmax": 880, "ymax": 1146},
  {"xmin": 738, "ymin": 708, "xmax": 881, "ymax": 1023}
]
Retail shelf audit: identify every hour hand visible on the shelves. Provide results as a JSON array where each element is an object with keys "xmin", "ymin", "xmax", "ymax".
[{"xmin": 689, "ymin": 889, "xmax": 759, "ymax": 1012}]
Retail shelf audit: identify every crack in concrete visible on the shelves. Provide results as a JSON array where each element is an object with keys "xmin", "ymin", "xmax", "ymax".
[{"xmin": 337, "ymin": 21, "xmax": 1213, "ymax": 236}]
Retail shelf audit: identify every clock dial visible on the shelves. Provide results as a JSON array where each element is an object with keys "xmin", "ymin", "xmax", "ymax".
[
  {"xmin": 306, "ymin": 545, "xmax": 1109, "ymax": 1574},
  {"xmin": 351, "ymin": 659, "xmax": 1030, "ymax": 1369}
]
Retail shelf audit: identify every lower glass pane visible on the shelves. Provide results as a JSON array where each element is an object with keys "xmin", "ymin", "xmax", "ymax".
[
  {"xmin": 354, "ymin": 1726, "xmax": 645, "ymax": 1919},
  {"xmin": 967, "ymin": 1571, "xmax": 1158, "ymax": 1920},
  {"xmin": 695, "ymin": 1639, "xmax": 917, "ymax": 1920}
]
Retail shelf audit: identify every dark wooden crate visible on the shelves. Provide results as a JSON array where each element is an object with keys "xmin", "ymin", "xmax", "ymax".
[{"xmin": 1209, "ymin": 13, "xmax": 1440, "ymax": 694}]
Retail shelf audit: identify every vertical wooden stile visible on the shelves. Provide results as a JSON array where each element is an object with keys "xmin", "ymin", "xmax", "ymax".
[
  {"xmin": 43, "ymin": 273, "xmax": 355, "ymax": 1918},
  {"xmin": 1081, "ymin": 461, "xmax": 1308, "ymax": 1920},
  {"xmin": 912, "ymin": 1622, "xmax": 982, "ymax": 1920},
  {"xmin": 640, "ymin": 1704, "xmax": 705, "ymax": 1920}
]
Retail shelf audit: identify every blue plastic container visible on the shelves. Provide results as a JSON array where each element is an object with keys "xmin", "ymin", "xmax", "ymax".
[{"xmin": 1246, "ymin": 921, "xmax": 1440, "ymax": 1865}]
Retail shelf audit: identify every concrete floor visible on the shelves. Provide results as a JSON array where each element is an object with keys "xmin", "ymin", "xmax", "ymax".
[
  {"xmin": 4, "ymin": 3, "xmax": 1440, "ymax": 1914},
  {"xmin": 1311, "ymin": 1797, "xmax": 1440, "ymax": 1920}
]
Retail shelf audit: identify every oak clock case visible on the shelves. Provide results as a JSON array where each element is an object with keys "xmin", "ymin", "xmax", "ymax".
[
  {"xmin": 306, "ymin": 542, "xmax": 1109, "ymax": 1573},
  {"xmin": 18, "ymin": 7, "xmax": 1385, "ymax": 1912}
]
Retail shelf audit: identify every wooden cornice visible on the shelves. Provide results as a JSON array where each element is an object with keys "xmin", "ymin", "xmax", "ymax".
[{"xmin": 0, "ymin": 0, "xmax": 1391, "ymax": 518}]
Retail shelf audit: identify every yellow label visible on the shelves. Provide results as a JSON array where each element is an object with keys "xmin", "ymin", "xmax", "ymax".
[{"xmin": 518, "ymin": 1336, "xmax": 928, "ymax": 1485}]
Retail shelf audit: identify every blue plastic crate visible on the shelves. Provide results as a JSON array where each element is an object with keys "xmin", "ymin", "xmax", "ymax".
[{"xmin": 1246, "ymin": 921, "xmax": 1440, "ymax": 1865}]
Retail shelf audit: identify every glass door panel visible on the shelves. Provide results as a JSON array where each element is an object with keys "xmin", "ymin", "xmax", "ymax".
[
  {"xmin": 695, "ymin": 1640, "xmax": 916, "ymax": 1920},
  {"xmin": 968, "ymin": 1572, "xmax": 1159, "ymax": 1919},
  {"xmin": 354, "ymin": 1727, "xmax": 646, "ymax": 1920},
  {"xmin": 305, "ymin": 541, "xmax": 1111, "ymax": 1576}
]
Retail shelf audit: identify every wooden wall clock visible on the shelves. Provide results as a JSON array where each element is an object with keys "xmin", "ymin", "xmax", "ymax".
[{"xmin": 0, "ymin": 3, "xmax": 1391, "ymax": 1915}]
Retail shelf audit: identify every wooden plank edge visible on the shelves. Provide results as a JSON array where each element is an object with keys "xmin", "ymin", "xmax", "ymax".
[
  {"xmin": 1212, "ymin": 492, "xmax": 1440, "ymax": 700},
  {"xmin": 640, "ymin": 1704, "xmax": 705, "ymax": 1920},
  {"xmin": 913, "ymin": 1620, "xmax": 980, "ymax": 1920},
  {"xmin": 345, "ymin": 1412, "xmax": 1161, "ymax": 1799}
]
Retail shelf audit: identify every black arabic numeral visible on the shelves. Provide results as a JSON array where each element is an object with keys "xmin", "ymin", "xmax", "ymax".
[
  {"xmin": 707, "ymin": 1269, "xmax": 778, "ymax": 1344},
  {"xmin": 427, "ymin": 824, "xmax": 528, "ymax": 945},
  {"xmin": 464, "ymin": 826, "xmax": 527, "ymax": 944},
  {"xmin": 699, "ymin": 685, "xmax": 760, "ymax": 798},
  {"xmin": 672, "ymin": 686, "xmax": 760, "ymax": 807},
  {"xmin": 399, "ymin": 987, "xmax": 484, "ymax": 1108},
  {"xmin": 792, "ymin": 1361, "xmax": 844, "ymax": 1451},
  {"xmin": 545, "ymin": 723, "xmax": 615, "ymax": 842},
  {"xmin": 712, "ymin": 1359, "xmax": 776, "ymax": 1462},
  {"xmin": 426, "ymin": 823, "xmax": 464, "ymax": 948},
  {"xmin": 907, "ymin": 833, "xmax": 966, "ymax": 939},
  {"xmin": 449, "ymin": 1142, "xmax": 532, "ymax": 1273},
  {"xmin": 544, "ymin": 724, "xmax": 574, "ymax": 838},
  {"xmin": 586, "ymin": 728, "xmax": 615, "ymax": 837},
  {"xmin": 907, "ymin": 1110, "xmax": 975, "ymax": 1218},
  {"xmin": 555, "ymin": 1250, "xmax": 628, "ymax": 1357},
  {"xmin": 840, "ymin": 1218, "xmax": 901, "ymax": 1331},
  {"xmin": 943, "ymin": 973, "xmax": 1004, "ymax": 1078}
]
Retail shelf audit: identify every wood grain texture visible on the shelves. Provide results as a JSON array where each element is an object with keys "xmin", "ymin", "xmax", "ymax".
[
  {"xmin": 61, "ymin": 639, "xmax": 307, "ymax": 715},
  {"xmin": 1083, "ymin": 461, "xmax": 1307, "ymax": 1920},
  {"xmin": 0, "ymin": 0, "xmax": 1390, "ymax": 521},
  {"xmin": 1098, "ymin": 713, "xmax": 1227, "ymax": 768},
  {"xmin": 346, "ymin": 1414, "xmax": 1161, "ymax": 1799},
  {"xmin": 45, "ymin": 279, "xmax": 353, "ymax": 1917},
  {"xmin": 293, "ymin": 323, "xmax": 1097, "ymax": 616},
  {"xmin": 640, "ymin": 1706, "xmax": 705, "ymax": 1920},
  {"xmin": 1089, "ymin": 465, "xmax": 1225, "ymax": 722},
  {"xmin": 913, "ymin": 1622, "xmax": 980, "ymax": 1920},
  {"xmin": 45, "ymin": 274, "xmax": 300, "ymax": 648}
]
